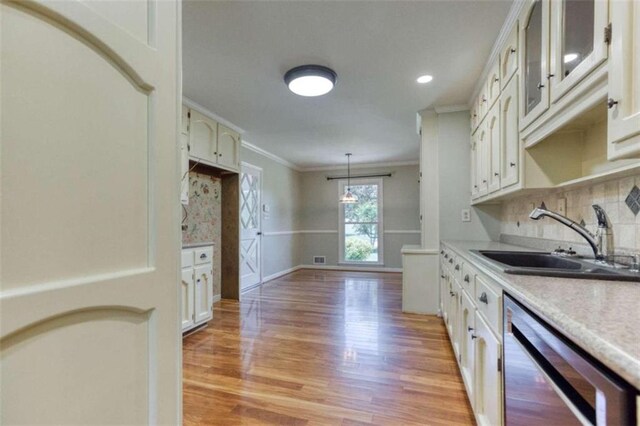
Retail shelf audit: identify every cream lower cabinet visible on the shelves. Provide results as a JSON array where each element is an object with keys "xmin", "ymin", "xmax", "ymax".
[
  {"xmin": 440, "ymin": 246, "xmax": 503, "ymax": 426},
  {"xmin": 474, "ymin": 311, "xmax": 502, "ymax": 426},
  {"xmin": 607, "ymin": 0, "xmax": 640, "ymax": 159},
  {"xmin": 182, "ymin": 246, "xmax": 214, "ymax": 333}
]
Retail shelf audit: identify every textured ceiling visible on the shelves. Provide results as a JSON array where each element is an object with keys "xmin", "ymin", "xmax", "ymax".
[{"xmin": 183, "ymin": 0, "xmax": 512, "ymax": 168}]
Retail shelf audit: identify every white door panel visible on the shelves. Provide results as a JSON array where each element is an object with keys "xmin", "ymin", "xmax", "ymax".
[
  {"xmin": 240, "ymin": 164, "xmax": 262, "ymax": 290},
  {"xmin": 0, "ymin": 1, "xmax": 180, "ymax": 424}
]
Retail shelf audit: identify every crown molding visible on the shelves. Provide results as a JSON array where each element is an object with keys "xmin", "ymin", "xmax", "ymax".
[
  {"xmin": 182, "ymin": 96, "xmax": 245, "ymax": 135},
  {"xmin": 240, "ymin": 140, "xmax": 302, "ymax": 171},
  {"xmin": 434, "ymin": 105, "xmax": 469, "ymax": 114},
  {"xmin": 468, "ymin": 0, "xmax": 527, "ymax": 106},
  {"xmin": 300, "ymin": 160, "xmax": 419, "ymax": 173}
]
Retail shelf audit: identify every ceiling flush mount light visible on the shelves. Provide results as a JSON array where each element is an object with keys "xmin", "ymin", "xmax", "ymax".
[
  {"xmin": 416, "ymin": 74, "xmax": 433, "ymax": 84},
  {"xmin": 339, "ymin": 153, "xmax": 358, "ymax": 204},
  {"xmin": 284, "ymin": 64, "xmax": 337, "ymax": 97}
]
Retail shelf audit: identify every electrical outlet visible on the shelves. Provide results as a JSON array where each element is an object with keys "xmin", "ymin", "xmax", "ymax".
[
  {"xmin": 557, "ymin": 198, "xmax": 567, "ymax": 216},
  {"xmin": 461, "ymin": 209, "xmax": 471, "ymax": 222}
]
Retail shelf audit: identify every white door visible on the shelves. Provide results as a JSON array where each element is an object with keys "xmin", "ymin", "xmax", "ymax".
[
  {"xmin": 240, "ymin": 163, "xmax": 262, "ymax": 290},
  {"xmin": 0, "ymin": 2, "xmax": 180, "ymax": 424},
  {"xmin": 193, "ymin": 265, "xmax": 213, "ymax": 324}
]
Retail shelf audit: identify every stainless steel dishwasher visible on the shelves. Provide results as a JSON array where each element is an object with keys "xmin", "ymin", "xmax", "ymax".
[{"xmin": 503, "ymin": 294, "xmax": 637, "ymax": 425}]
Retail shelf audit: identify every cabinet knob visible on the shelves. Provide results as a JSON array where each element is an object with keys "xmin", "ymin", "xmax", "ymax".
[
  {"xmin": 449, "ymin": 258, "xmax": 453, "ymax": 264},
  {"xmin": 440, "ymin": 275, "xmax": 445, "ymax": 279},
  {"xmin": 494, "ymin": 77, "xmax": 499, "ymax": 83},
  {"xmin": 474, "ymin": 185, "xmax": 478, "ymax": 189},
  {"xmin": 510, "ymin": 162, "xmax": 516, "ymax": 167},
  {"xmin": 464, "ymin": 274, "xmax": 470, "ymax": 283},
  {"xmin": 471, "ymin": 334, "xmax": 478, "ymax": 340},
  {"xmin": 455, "ymin": 264, "xmax": 460, "ymax": 271},
  {"xmin": 547, "ymin": 73, "xmax": 555, "ymax": 79},
  {"xmin": 494, "ymin": 172, "xmax": 499, "ymax": 177},
  {"xmin": 479, "ymin": 292, "xmax": 488, "ymax": 304},
  {"xmin": 482, "ymin": 179, "xmax": 487, "ymax": 183},
  {"xmin": 482, "ymin": 97, "xmax": 487, "ymax": 103},
  {"xmin": 510, "ymin": 48, "xmax": 516, "ymax": 54},
  {"xmin": 467, "ymin": 326, "xmax": 474, "ymax": 332},
  {"xmin": 218, "ymin": 153, "xmax": 223, "ymax": 157},
  {"xmin": 537, "ymin": 82, "xmax": 545, "ymax": 90},
  {"xmin": 607, "ymin": 98, "xmax": 619, "ymax": 109},
  {"xmin": 197, "ymin": 279, "xmax": 201, "ymax": 283},
  {"xmin": 450, "ymin": 291, "xmax": 456, "ymax": 297}
]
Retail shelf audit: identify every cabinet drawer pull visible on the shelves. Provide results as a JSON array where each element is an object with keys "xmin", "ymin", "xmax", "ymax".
[
  {"xmin": 449, "ymin": 258, "xmax": 453, "ymax": 264},
  {"xmin": 444, "ymin": 254, "xmax": 449, "ymax": 259},
  {"xmin": 510, "ymin": 162, "xmax": 516, "ymax": 167},
  {"xmin": 537, "ymin": 82, "xmax": 545, "ymax": 90},
  {"xmin": 494, "ymin": 77, "xmax": 499, "ymax": 83},
  {"xmin": 440, "ymin": 275, "xmax": 445, "ymax": 279},
  {"xmin": 607, "ymin": 98, "xmax": 618, "ymax": 109},
  {"xmin": 510, "ymin": 48, "xmax": 516, "ymax": 54},
  {"xmin": 450, "ymin": 291, "xmax": 456, "ymax": 297},
  {"xmin": 467, "ymin": 326, "xmax": 474, "ymax": 332},
  {"xmin": 479, "ymin": 292, "xmax": 488, "ymax": 304},
  {"xmin": 200, "ymin": 253, "xmax": 207, "ymax": 259},
  {"xmin": 464, "ymin": 274, "xmax": 470, "ymax": 283},
  {"xmin": 494, "ymin": 172, "xmax": 499, "ymax": 177},
  {"xmin": 547, "ymin": 73, "xmax": 555, "ymax": 79},
  {"xmin": 455, "ymin": 264, "xmax": 460, "ymax": 271},
  {"xmin": 471, "ymin": 334, "xmax": 478, "ymax": 340}
]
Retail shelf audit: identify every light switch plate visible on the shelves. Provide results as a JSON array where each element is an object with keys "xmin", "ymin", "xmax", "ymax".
[
  {"xmin": 557, "ymin": 198, "xmax": 567, "ymax": 216},
  {"xmin": 461, "ymin": 209, "xmax": 471, "ymax": 222},
  {"xmin": 262, "ymin": 204, "xmax": 270, "ymax": 213}
]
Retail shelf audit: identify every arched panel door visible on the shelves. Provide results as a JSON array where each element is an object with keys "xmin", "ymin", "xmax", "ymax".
[{"xmin": 0, "ymin": 1, "xmax": 181, "ymax": 424}]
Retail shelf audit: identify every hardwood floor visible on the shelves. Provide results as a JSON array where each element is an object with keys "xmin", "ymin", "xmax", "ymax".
[{"xmin": 183, "ymin": 269, "xmax": 474, "ymax": 425}]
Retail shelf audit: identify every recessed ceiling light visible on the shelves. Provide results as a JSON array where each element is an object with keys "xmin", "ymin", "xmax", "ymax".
[
  {"xmin": 417, "ymin": 75, "xmax": 433, "ymax": 84},
  {"xmin": 564, "ymin": 53, "xmax": 579, "ymax": 63},
  {"xmin": 284, "ymin": 65, "xmax": 337, "ymax": 97}
]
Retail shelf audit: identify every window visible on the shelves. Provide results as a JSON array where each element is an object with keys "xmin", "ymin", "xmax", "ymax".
[{"xmin": 339, "ymin": 178, "xmax": 383, "ymax": 264}]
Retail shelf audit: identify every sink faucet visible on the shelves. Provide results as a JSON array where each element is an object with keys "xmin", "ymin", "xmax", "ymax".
[{"xmin": 529, "ymin": 204, "xmax": 611, "ymax": 261}]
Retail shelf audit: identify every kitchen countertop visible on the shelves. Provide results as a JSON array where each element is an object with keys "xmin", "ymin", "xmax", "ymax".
[
  {"xmin": 182, "ymin": 242, "xmax": 215, "ymax": 249},
  {"xmin": 442, "ymin": 239, "xmax": 640, "ymax": 390}
]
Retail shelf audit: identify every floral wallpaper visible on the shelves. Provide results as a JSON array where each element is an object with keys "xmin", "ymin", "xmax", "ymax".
[
  {"xmin": 500, "ymin": 174, "xmax": 640, "ymax": 253},
  {"xmin": 182, "ymin": 171, "xmax": 222, "ymax": 296}
]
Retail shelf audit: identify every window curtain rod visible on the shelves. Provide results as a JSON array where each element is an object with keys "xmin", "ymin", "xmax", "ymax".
[{"xmin": 326, "ymin": 173, "xmax": 392, "ymax": 181}]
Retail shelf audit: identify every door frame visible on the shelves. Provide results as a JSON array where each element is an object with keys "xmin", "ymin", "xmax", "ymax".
[{"xmin": 240, "ymin": 161, "xmax": 263, "ymax": 291}]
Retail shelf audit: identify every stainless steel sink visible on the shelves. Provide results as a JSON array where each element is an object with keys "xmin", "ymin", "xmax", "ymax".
[{"xmin": 472, "ymin": 250, "xmax": 640, "ymax": 282}]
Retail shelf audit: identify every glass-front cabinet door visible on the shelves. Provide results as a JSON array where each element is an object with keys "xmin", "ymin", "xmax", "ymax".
[
  {"xmin": 520, "ymin": 0, "xmax": 550, "ymax": 130},
  {"xmin": 549, "ymin": 0, "xmax": 608, "ymax": 103}
]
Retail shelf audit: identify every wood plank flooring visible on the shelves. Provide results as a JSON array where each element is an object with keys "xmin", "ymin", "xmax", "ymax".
[{"xmin": 183, "ymin": 269, "xmax": 474, "ymax": 425}]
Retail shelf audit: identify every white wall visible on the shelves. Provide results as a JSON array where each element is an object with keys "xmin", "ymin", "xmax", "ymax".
[
  {"xmin": 437, "ymin": 111, "xmax": 500, "ymax": 241},
  {"xmin": 240, "ymin": 146, "xmax": 303, "ymax": 279},
  {"xmin": 300, "ymin": 165, "xmax": 421, "ymax": 268}
]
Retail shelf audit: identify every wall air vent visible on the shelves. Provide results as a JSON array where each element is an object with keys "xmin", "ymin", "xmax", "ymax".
[{"xmin": 313, "ymin": 256, "xmax": 326, "ymax": 265}]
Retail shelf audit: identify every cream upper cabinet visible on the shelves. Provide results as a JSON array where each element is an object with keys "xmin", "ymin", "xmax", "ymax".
[
  {"xmin": 474, "ymin": 312, "xmax": 502, "ymax": 426},
  {"xmin": 189, "ymin": 109, "xmax": 218, "ymax": 163},
  {"xmin": 500, "ymin": 75, "xmax": 520, "ymax": 188},
  {"xmin": 549, "ymin": 0, "xmax": 609, "ymax": 104},
  {"xmin": 607, "ymin": 0, "xmax": 640, "ymax": 159},
  {"xmin": 501, "ymin": 24, "xmax": 519, "ymax": 89},
  {"xmin": 217, "ymin": 124, "xmax": 241, "ymax": 170},
  {"xmin": 487, "ymin": 103, "xmax": 501, "ymax": 194},
  {"xmin": 477, "ymin": 123, "xmax": 489, "ymax": 197},
  {"xmin": 520, "ymin": 0, "xmax": 550, "ymax": 130},
  {"xmin": 487, "ymin": 59, "xmax": 501, "ymax": 109},
  {"xmin": 470, "ymin": 134, "xmax": 479, "ymax": 199}
]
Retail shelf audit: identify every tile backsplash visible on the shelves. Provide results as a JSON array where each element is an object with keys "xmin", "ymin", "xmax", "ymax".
[
  {"xmin": 500, "ymin": 174, "xmax": 640, "ymax": 253},
  {"xmin": 182, "ymin": 171, "xmax": 222, "ymax": 295}
]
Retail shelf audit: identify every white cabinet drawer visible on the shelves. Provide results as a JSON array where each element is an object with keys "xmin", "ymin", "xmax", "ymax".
[
  {"xmin": 475, "ymin": 274, "xmax": 502, "ymax": 336},
  {"xmin": 181, "ymin": 249, "xmax": 194, "ymax": 269},
  {"xmin": 194, "ymin": 247, "xmax": 213, "ymax": 265}
]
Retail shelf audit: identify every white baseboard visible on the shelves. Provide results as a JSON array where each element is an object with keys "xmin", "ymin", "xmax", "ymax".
[
  {"xmin": 261, "ymin": 264, "xmax": 402, "ymax": 284},
  {"xmin": 212, "ymin": 294, "xmax": 221, "ymax": 303},
  {"xmin": 262, "ymin": 265, "xmax": 304, "ymax": 283},
  {"xmin": 300, "ymin": 264, "xmax": 403, "ymax": 273}
]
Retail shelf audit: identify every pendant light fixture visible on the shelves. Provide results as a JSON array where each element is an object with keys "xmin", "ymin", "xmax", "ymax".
[
  {"xmin": 284, "ymin": 65, "xmax": 337, "ymax": 97},
  {"xmin": 339, "ymin": 153, "xmax": 358, "ymax": 204}
]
